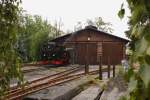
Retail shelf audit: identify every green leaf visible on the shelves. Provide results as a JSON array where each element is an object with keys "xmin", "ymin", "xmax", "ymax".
[
  {"xmin": 144, "ymin": 0, "xmax": 150, "ymax": 14},
  {"xmin": 143, "ymin": 25, "xmax": 150, "ymax": 43},
  {"xmin": 128, "ymin": 76, "xmax": 137, "ymax": 92},
  {"xmin": 135, "ymin": 37, "xmax": 149, "ymax": 55},
  {"xmin": 130, "ymin": 4, "xmax": 146, "ymax": 25},
  {"xmin": 136, "ymin": 25, "xmax": 145, "ymax": 38},
  {"xmin": 118, "ymin": 8, "xmax": 125, "ymax": 19},
  {"xmin": 130, "ymin": 23, "xmax": 139, "ymax": 37},
  {"xmin": 146, "ymin": 47, "xmax": 150, "ymax": 55},
  {"xmin": 145, "ymin": 55, "xmax": 150, "ymax": 65},
  {"xmin": 118, "ymin": 3, "xmax": 125, "ymax": 19},
  {"xmin": 140, "ymin": 64, "xmax": 150, "ymax": 88}
]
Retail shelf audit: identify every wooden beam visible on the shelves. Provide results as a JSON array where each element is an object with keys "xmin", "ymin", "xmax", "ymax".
[
  {"xmin": 107, "ymin": 57, "xmax": 110, "ymax": 78},
  {"xmin": 113, "ymin": 64, "xmax": 115, "ymax": 77},
  {"xmin": 99, "ymin": 56, "xmax": 102, "ymax": 80}
]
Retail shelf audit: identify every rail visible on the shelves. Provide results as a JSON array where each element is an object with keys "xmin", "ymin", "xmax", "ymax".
[
  {"xmin": 6, "ymin": 69, "xmax": 99, "ymax": 100},
  {"xmin": 8, "ymin": 66, "xmax": 84, "ymax": 93}
]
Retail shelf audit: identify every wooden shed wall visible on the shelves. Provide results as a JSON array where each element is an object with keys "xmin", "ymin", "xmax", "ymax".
[{"xmin": 64, "ymin": 29, "xmax": 127, "ymax": 65}]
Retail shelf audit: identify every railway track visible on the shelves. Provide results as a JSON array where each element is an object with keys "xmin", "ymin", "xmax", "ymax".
[
  {"xmin": 22, "ymin": 63, "xmax": 68, "ymax": 73},
  {"xmin": 22, "ymin": 67, "xmax": 45, "ymax": 73},
  {"xmin": 6, "ymin": 66, "xmax": 85, "ymax": 99},
  {"xmin": 6, "ymin": 64, "xmax": 111, "ymax": 100},
  {"xmin": 9, "ymin": 70, "xmax": 99, "ymax": 100},
  {"xmin": 8, "ymin": 66, "xmax": 84, "ymax": 92},
  {"xmin": 6, "ymin": 70, "xmax": 98, "ymax": 100}
]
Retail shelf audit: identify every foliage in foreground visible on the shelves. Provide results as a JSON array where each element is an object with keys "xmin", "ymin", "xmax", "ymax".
[
  {"xmin": 0, "ymin": 0, "xmax": 23, "ymax": 98},
  {"xmin": 118, "ymin": 0, "xmax": 150, "ymax": 99},
  {"xmin": 0, "ymin": 0, "xmax": 64, "ymax": 97}
]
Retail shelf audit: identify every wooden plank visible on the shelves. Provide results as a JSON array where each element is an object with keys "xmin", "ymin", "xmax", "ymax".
[
  {"xmin": 102, "ymin": 42, "xmax": 123, "ymax": 65},
  {"xmin": 72, "ymin": 86, "xmax": 102, "ymax": 100},
  {"xmin": 87, "ymin": 43, "xmax": 97, "ymax": 64},
  {"xmin": 100, "ymin": 87, "xmax": 126, "ymax": 100}
]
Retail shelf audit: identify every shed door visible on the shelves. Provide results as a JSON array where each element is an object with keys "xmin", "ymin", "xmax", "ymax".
[
  {"xmin": 75, "ymin": 43, "xmax": 86, "ymax": 64},
  {"xmin": 75, "ymin": 43, "xmax": 97, "ymax": 65},
  {"xmin": 102, "ymin": 42, "xmax": 123, "ymax": 65}
]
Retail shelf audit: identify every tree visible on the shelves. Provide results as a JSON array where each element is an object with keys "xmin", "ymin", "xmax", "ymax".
[
  {"xmin": 74, "ymin": 17, "xmax": 113, "ymax": 33},
  {"xmin": 0, "ymin": 0, "xmax": 23, "ymax": 98},
  {"xmin": 53, "ymin": 18, "xmax": 64, "ymax": 38},
  {"xmin": 94, "ymin": 17, "xmax": 113, "ymax": 33},
  {"xmin": 118, "ymin": 0, "xmax": 150, "ymax": 99},
  {"xmin": 16, "ymin": 14, "xmax": 64, "ymax": 62},
  {"xmin": 74, "ymin": 21, "xmax": 83, "ymax": 31}
]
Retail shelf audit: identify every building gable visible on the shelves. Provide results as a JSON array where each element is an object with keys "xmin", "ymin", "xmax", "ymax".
[{"xmin": 66, "ymin": 28, "xmax": 129, "ymax": 43}]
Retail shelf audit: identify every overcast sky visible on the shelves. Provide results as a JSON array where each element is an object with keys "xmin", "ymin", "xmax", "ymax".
[{"xmin": 22, "ymin": 0, "xmax": 130, "ymax": 39}]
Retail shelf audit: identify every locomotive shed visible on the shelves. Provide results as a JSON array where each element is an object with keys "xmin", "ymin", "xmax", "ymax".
[{"xmin": 50, "ymin": 25, "xmax": 129, "ymax": 65}]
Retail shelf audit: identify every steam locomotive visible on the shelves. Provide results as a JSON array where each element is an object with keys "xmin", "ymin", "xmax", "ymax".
[{"xmin": 38, "ymin": 44, "xmax": 70, "ymax": 66}]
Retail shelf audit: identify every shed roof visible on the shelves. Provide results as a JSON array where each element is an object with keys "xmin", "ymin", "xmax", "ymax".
[
  {"xmin": 51, "ymin": 25, "xmax": 129, "ymax": 43},
  {"xmin": 51, "ymin": 34, "xmax": 71, "ymax": 43}
]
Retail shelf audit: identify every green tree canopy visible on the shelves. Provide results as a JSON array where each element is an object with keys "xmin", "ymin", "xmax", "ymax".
[
  {"xmin": 16, "ymin": 14, "xmax": 64, "ymax": 62},
  {"xmin": 118, "ymin": 0, "xmax": 150, "ymax": 99}
]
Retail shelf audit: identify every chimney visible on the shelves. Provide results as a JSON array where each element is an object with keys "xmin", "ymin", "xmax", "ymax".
[{"xmin": 85, "ymin": 25, "xmax": 97, "ymax": 30}]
